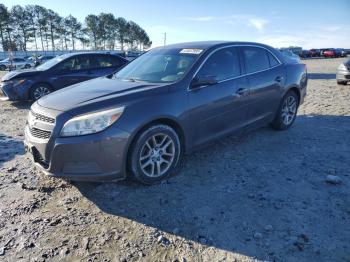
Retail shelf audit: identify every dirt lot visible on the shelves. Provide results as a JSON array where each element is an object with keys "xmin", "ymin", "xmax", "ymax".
[{"xmin": 0, "ymin": 58, "xmax": 349, "ymax": 262}]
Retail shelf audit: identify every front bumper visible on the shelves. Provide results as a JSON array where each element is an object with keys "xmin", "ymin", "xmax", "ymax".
[
  {"xmin": 0, "ymin": 81, "xmax": 31, "ymax": 101},
  {"xmin": 24, "ymin": 125, "xmax": 131, "ymax": 182},
  {"xmin": 337, "ymin": 70, "xmax": 350, "ymax": 81}
]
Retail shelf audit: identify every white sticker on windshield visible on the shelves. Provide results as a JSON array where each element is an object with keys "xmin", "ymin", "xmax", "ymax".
[{"xmin": 180, "ymin": 49, "xmax": 203, "ymax": 55}]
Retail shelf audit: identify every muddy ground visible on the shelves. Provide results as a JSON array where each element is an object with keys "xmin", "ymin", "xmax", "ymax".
[{"xmin": 0, "ymin": 57, "xmax": 349, "ymax": 262}]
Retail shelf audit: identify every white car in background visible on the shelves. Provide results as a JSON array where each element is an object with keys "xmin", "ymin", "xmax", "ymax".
[{"xmin": 0, "ymin": 57, "xmax": 32, "ymax": 71}]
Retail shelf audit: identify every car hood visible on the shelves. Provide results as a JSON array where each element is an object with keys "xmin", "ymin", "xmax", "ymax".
[
  {"xmin": 1, "ymin": 69, "xmax": 41, "ymax": 81},
  {"xmin": 37, "ymin": 77, "xmax": 164, "ymax": 112}
]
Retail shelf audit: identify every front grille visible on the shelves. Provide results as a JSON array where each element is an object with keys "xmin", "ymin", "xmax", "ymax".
[
  {"xmin": 31, "ymin": 111, "xmax": 55, "ymax": 123},
  {"xmin": 29, "ymin": 127, "xmax": 51, "ymax": 139}
]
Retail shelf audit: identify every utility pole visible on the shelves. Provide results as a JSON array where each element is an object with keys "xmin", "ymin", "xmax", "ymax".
[{"xmin": 163, "ymin": 32, "xmax": 167, "ymax": 46}]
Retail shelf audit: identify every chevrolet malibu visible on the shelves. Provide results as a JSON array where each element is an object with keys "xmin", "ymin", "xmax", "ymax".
[{"xmin": 24, "ymin": 41, "xmax": 307, "ymax": 184}]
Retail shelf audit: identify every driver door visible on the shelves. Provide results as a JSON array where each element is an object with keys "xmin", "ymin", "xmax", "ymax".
[
  {"xmin": 50, "ymin": 55, "xmax": 94, "ymax": 90},
  {"xmin": 188, "ymin": 47, "xmax": 251, "ymax": 147}
]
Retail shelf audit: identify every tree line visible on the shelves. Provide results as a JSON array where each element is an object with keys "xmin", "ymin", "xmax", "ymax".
[{"xmin": 0, "ymin": 4, "xmax": 152, "ymax": 52}]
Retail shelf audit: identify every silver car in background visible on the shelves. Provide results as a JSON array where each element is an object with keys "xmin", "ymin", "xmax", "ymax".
[
  {"xmin": 337, "ymin": 59, "xmax": 350, "ymax": 85},
  {"xmin": 0, "ymin": 57, "xmax": 32, "ymax": 71}
]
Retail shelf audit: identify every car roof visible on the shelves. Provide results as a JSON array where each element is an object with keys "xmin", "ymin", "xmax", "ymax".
[
  {"xmin": 161, "ymin": 41, "xmax": 275, "ymax": 50},
  {"xmin": 60, "ymin": 52, "xmax": 123, "ymax": 58},
  {"xmin": 57, "ymin": 52, "xmax": 127, "ymax": 61}
]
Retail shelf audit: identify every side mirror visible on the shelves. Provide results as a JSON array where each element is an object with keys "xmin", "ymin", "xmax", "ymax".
[{"xmin": 190, "ymin": 75, "xmax": 218, "ymax": 89}]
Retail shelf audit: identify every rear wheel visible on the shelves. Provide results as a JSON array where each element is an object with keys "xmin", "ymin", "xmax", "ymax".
[
  {"xmin": 271, "ymin": 90, "xmax": 299, "ymax": 130},
  {"xmin": 24, "ymin": 64, "xmax": 31, "ymax": 69},
  {"xmin": 129, "ymin": 124, "xmax": 181, "ymax": 185},
  {"xmin": 30, "ymin": 84, "xmax": 52, "ymax": 101},
  {"xmin": 0, "ymin": 65, "xmax": 6, "ymax": 71}
]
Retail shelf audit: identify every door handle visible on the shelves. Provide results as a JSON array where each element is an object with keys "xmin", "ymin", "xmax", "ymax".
[
  {"xmin": 275, "ymin": 76, "xmax": 284, "ymax": 82},
  {"xmin": 236, "ymin": 88, "xmax": 249, "ymax": 96}
]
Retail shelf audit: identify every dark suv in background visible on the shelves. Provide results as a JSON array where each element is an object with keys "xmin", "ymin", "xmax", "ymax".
[
  {"xmin": 0, "ymin": 52, "xmax": 127, "ymax": 101},
  {"xmin": 24, "ymin": 41, "xmax": 307, "ymax": 184}
]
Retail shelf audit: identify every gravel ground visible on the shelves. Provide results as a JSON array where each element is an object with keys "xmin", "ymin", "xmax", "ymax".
[{"xmin": 0, "ymin": 58, "xmax": 349, "ymax": 262}]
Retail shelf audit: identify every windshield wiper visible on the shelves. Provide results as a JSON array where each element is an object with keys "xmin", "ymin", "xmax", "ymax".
[{"xmin": 124, "ymin": 78, "xmax": 145, "ymax": 83}]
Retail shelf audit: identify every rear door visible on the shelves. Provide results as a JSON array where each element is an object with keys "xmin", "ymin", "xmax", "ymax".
[
  {"xmin": 241, "ymin": 46, "xmax": 285, "ymax": 123},
  {"xmin": 50, "ymin": 55, "xmax": 94, "ymax": 90},
  {"xmin": 188, "ymin": 46, "xmax": 251, "ymax": 147}
]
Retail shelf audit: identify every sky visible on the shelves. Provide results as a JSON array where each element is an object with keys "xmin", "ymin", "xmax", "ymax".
[{"xmin": 3, "ymin": 0, "xmax": 350, "ymax": 49}]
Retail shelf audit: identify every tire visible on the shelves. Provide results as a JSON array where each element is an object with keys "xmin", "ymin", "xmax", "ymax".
[
  {"xmin": 129, "ymin": 124, "xmax": 181, "ymax": 185},
  {"xmin": 337, "ymin": 80, "xmax": 347, "ymax": 85},
  {"xmin": 271, "ymin": 90, "xmax": 299, "ymax": 130},
  {"xmin": 24, "ymin": 64, "xmax": 31, "ymax": 69},
  {"xmin": 30, "ymin": 83, "xmax": 52, "ymax": 101},
  {"xmin": 0, "ymin": 65, "xmax": 6, "ymax": 71}
]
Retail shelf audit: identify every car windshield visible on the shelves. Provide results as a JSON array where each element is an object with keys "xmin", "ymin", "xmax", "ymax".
[
  {"xmin": 36, "ymin": 56, "xmax": 65, "ymax": 70},
  {"xmin": 114, "ymin": 47, "xmax": 203, "ymax": 83}
]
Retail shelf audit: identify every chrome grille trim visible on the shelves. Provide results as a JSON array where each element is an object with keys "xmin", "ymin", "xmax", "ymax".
[
  {"xmin": 31, "ymin": 110, "xmax": 55, "ymax": 123},
  {"xmin": 29, "ymin": 127, "xmax": 51, "ymax": 139}
]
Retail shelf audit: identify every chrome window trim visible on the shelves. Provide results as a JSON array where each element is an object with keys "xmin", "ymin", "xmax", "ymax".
[{"xmin": 188, "ymin": 44, "xmax": 283, "ymax": 91}]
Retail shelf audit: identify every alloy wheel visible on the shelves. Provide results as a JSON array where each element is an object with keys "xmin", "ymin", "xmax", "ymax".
[
  {"xmin": 281, "ymin": 95, "xmax": 297, "ymax": 125},
  {"xmin": 139, "ymin": 133, "xmax": 175, "ymax": 177},
  {"xmin": 33, "ymin": 86, "xmax": 51, "ymax": 100}
]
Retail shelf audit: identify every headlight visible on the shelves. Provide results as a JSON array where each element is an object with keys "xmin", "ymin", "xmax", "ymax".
[
  {"xmin": 10, "ymin": 79, "xmax": 27, "ymax": 87},
  {"xmin": 60, "ymin": 107, "xmax": 125, "ymax": 137},
  {"xmin": 338, "ymin": 63, "xmax": 347, "ymax": 71}
]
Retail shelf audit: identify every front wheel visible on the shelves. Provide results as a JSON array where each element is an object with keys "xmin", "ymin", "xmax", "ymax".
[
  {"xmin": 271, "ymin": 90, "xmax": 299, "ymax": 130},
  {"xmin": 129, "ymin": 124, "xmax": 181, "ymax": 185},
  {"xmin": 30, "ymin": 84, "xmax": 52, "ymax": 101}
]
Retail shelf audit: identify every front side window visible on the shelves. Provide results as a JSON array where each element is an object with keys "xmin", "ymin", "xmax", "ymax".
[
  {"xmin": 196, "ymin": 47, "xmax": 241, "ymax": 81},
  {"xmin": 115, "ymin": 48, "xmax": 201, "ymax": 83},
  {"xmin": 242, "ymin": 47, "xmax": 270, "ymax": 74},
  {"xmin": 56, "ymin": 56, "xmax": 91, "ymax": 72}
]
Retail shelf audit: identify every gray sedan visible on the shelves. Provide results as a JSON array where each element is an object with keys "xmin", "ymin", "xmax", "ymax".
[
  {"xmin": 337, "ymin": 59, "xmax": 350, "ymax": 85},
  {"xmin": 24, "ymin": 41, "xmax": 307, "ymax": 184}
]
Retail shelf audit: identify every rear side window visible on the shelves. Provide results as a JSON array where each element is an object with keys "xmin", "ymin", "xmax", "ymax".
[
  {"xmin": 197, "ymin": 47, "xmax": 241, "ymax": 81},
  {"xmin": 267, "ymin": 52, "xmax": 280, "ymax": 67},
  {"xmin": 242, "ymin": 47, "xmax": 270, "ymax": 74},
  {"xmin": 94, "ymin": 55, "xmax": 123, "ymax": 68}
]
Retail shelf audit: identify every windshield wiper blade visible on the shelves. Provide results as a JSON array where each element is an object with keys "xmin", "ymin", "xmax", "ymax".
[{"xmin": 124, "ymin": 78, "xmax": 145, "ymax": 83}]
